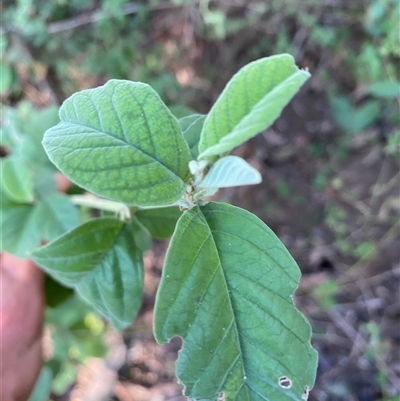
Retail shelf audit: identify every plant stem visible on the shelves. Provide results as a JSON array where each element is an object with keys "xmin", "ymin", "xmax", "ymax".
[
  {"xmin": 70, "ymin": 195, "xmax": 131, "ymax": 218},
  {"xmin": 70, "ymin": 194, "xmax": 183, "ymax": 217}
]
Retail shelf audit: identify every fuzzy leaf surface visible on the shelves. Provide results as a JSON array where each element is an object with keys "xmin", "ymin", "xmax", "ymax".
[
  {"xmin": 32, "ymin": 218, "xmax": 143, "ymax": 329},
  {"xmin": 135, "ymin": 206, "xmax": 182, "ymax": 239},
  {"xmin": 179, "ymin": 114, "xmax": 206, "ymax": 159},
  {"xmin": 154, "ymin": 202, "xmax": 317, "ymax": 400},
  {"xmin": 198, "ymin": 54, "xmax": 310, "ymax": 159},
  {"xmin": 197, "ymin": 156, "xmax": 261, "ymax": 189},
  {"xmin": 43, "ymin": 80, "xmax": 191, "ymax": 206}
]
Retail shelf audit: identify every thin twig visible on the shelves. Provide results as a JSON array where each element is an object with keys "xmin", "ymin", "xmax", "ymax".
[
  {"xmin": 47, "ymin": 2, "xmax": 180, "ymax": 34},
  {"xmin": 369, "ymin": 155, "xmax": 397, "ymax": 211},
  {"xmin": 340, "ymin": 191, "xmax": 372, "ymax": 215},
  {"xmin": 329, "ymin": 310, "xmax": 400, "ymax": 392},
  {"xmin": 372, "ymin": 170, "xmax": 400, "ymax": 199},
  {"xmin": 339, "ymin": 221, "xmax": 400, "ymax": 284},
  {"xmin": 338, "ymin": 265, "xmax": 400, "ymax": 289}
]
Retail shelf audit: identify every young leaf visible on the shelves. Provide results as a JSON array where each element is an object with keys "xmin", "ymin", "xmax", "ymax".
[
  {"xmin": 154, "ymin": 202, "xmax": 317, "ymax": 401},
  {"xmin": 198, "ymin": 54, "xmax": 310, "ymax": 160},
  {"xmin": 135, "ymin": 206, "xmax": 182, "ymax": 239},
  {"xmin": 197, "ymin": 155, "xmax": 261, "ymax": 189},
  {"xmin": 179, "ymin": 114, "xmax": 206, "ymax": 159},
  {"xmin": 1, "ymin": 156, "xmax": 34, "ymax": 203},
  {"xmin": 35, "ymin": 193, "xmax": 80, "ymax": 240},
  {"xmin": 43, "ymin": 80, "xmax": 191, "ymax": 206},
  {"xmin": 32, "ymin": 218, "xmax": 143, "ymax": 329}
]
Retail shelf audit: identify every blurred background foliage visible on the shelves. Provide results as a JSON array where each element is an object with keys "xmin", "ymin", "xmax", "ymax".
[{"xmin": 1, "ymin": 0, "xmax": 399, "ymax": 400}]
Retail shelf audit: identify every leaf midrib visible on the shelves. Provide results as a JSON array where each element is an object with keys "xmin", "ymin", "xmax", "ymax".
[
  {"xmin": 209, "ymin": 229, "xmax": 298, "ymax": 286},
  {"xmin": 200, "ymin": 208, "xmax": 250, "ymax": 401},
  {"xmin": 221, "ymin": 70, "xmax": 306, "ymax": 141},
  {"xmin": 77, "ymin": 268, "xmax": 128, "ymax": 328},
  {"xmin": 50, "ymin": 121, "xmax": 183, "ymax": 180},
  {"xmin": 37, "ymin": 221, "xmax": 124, "ymax": 284},
  {"xmin": 75, "ymin": 225, "xmax": 125, "ymax": 289},
  {"xmin": 199, "ymin": 69, "xmax": 307, "ymax": 158}
]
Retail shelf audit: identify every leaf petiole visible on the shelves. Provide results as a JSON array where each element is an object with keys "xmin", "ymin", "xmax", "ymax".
[{"xmin": 69, "ymin": 195, "xmax": 131, "ymax": 220}]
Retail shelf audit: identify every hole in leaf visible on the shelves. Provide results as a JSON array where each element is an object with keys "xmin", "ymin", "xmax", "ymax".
[
  {"xmin": 278, "ymin": 376, "xmax": 292, "ymax": 389},
  {"xmin": 302, "ymin": 385, "xmax": 310, "ymax": 400}
]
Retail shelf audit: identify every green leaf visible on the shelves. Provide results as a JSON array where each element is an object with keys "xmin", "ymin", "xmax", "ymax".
[
  {"xmin": 154, "ymin": 202, "xmax": 317, "ymax": 400},
  {"xmin": 130, "ymin": 218, "xmax": 152, "ymax": 253},
  {"xmin": 198, "ymin": 54, "xmax": 310, "ymax": 160},
  {"xmin": 20, "ymin": 104, "xmax": 60, "ymax": 169},
  {"xmin": 179, "ymin": 114, "xmax": 206, "ymax": 159},
  {"xmin": 328, "ymin": 94, "xmax": 354, "ymax": 133},
  {"xmin": 44, "ymin": 276, "xmax": 74, "ymax": 308},
  {"xmin": 1, "ymin": 106, "xmax": 24, "ymax": 150},
  {"xmin": 1, "ymin": 103, "xmax": 59, "ymax": 168},
  {"xmin": 45, "ymin": 296, "xmax": 107, "ymax": 365},
  {"xmin": 329, "ymin": 94, "xmax": 380, "ymax": 134},
  {"xmin": 367, "ymin": 80, "xmax": 400, "ymax": 98},
  {"xmin": 135, "ymin": 206, "xmax": 182, "ymax": 239},
  {"xmin": 32, "ymin": 218, "xmax": 143, "ymax": 329},
  {"xmin": 351, "ymin": 101, "xmax": 380, "ymax": 133},
  {"xmin": 0, "ymin": 193, "xmax": 41, "ymax": 257},
  {"xmin": 1, "ymin": 156, "xmax": 34, "ymax": 203},
  {"xmin": 0, "ymin": 190, "xmax": 80, "ymax": 257},
  {"xmin": 33, "ymin": 168, "xmax": 57, "ymax": 198},
  {"xmin": 35, "ymin": 193, "xmax": 80, "ymax": 240},
  {"xmin": 45, "ymin": 294, "xmax": 95, "ymax": 329},
  {"xmin": 43, "ymin": 80, "xmax": 191, "ymax": 206},
  {"xmin": 197, "ymin": 156, "xmax": 261, "ymax": 189}
]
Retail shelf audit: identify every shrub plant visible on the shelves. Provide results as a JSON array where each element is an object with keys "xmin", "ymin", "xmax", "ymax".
[{"xmin": 24, "ymin": 54, "xmax": 317, "ymax": 400}]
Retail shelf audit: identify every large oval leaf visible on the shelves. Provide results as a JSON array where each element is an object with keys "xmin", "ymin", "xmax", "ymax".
[
  {"xmin": 198, "ymin": 54, "xmax": 310, "ymax": 160},
  {"xmin": 43, "ymin": 80, "xmax": 191, "ymax": 206},
  {"xmin": 32, "ymin": 218, "xmax": 143, "ymax": 329},
  {"xmin": 154, "ymin": 202, "xmax": 317, "ymax": 400}
]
